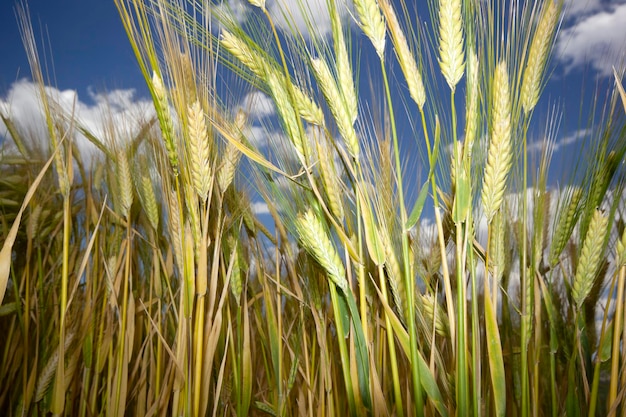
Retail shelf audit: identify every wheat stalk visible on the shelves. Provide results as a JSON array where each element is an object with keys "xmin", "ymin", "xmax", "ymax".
[
  {"xmin": 481, "ymin": 61, "xmax": 512, "ymax": 222},
  {"xmin": 438, "ymin": 0, "xmax": 465, "ymax": 89},
  {"xmin": 521, "ymin": 0, "xmax": 560, "ymax": 114},
  {"xmin": 463, "ymin": 51, "xmax": 480, "ymax": 158},
  {"xmin": 295, "ymin": 208, "xmax": 348, "ymax": 291},
  {"xmin": 572, "ymin": 208, "xmax": 608, "ymax": 308}
]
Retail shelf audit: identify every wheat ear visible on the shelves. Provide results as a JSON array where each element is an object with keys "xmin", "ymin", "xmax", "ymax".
[
  {"xmin": 481, "ymin": 61, "xmax": 512, "ymax": 222},
  {"xmin": 331, "ymin": 4, "xmax": 358, "ymax": 123},
  {"xmin": 311, "ymin": 57, "xmax": 360, "ymax": 158},
  {"xmin": 220, "ymin": 30, "xmax": 268, "ymax": 78},
  {"xmin": 187, "ymin": 100, "xmax": 212, "ymax": 201},
  {"xmin": 572, "ymin": 208, "xmax": 608, "ymax": 308},
  {"xmin": 140, "ymin": 175, "xmax": 160, "ymax": 230},
  {"xmin": 266, "ymin": 70, "xmax": 309, "ymax": 161},
  {"xmin": 116, "ymin": 148, "xmax": 133, "ymax": 218},
  {"xmin": 438, "ymin": 0, "xmax": 465, "ymax": 89},
  {"xmin": 521, "ymin": 0, "xmax": 560, "ymax": 114},
  {"xmin": 218, "ymin": 111, "xmax": 244, "ymax": 193},
  {"xmin": 315, "ymin": 137, "xmax": 344, "ymax": 221},
  {"xmin": 151, "ymin": 71, "xmax": 179, "ymax": 174},
  {"xmin": 617, "ymin": 228, "xmax": 626, "ymax": 268},
  {"xmin": 295, "ymin": 208, "xmax": 348, "ymax": 291},
  {"xmin": 463, "ymin": 51, "xmax": 480, "ymax": 158},
  {"xmin": 379, "ymin": 0, "xmax": 426, "ymax": 110},
  {"xmin": 352, "ymin": 0, "xmax": 386, "ymax": 59},
  {"xmin": 549, "ymin": 187, "xmax": 582, "ymax": 266}
]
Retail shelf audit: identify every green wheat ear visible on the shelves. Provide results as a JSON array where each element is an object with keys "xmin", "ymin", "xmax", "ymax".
[
  {"xmin": 481, "ymin": 61, "xmax": 512, "ymax": 223},
  {"xmin": 295, "ymin": 208, "xmax": 348, "ymax": 291},
  {"xmin": 571, "ymin": 208, "xmax": 608, "ymax": 308}
]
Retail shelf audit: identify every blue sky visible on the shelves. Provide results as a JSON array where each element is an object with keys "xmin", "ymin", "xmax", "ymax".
[
  {"xmin": 0, "ymin": 0, "xmax": 625, "ymax": 185},
  {"xmin": 0, "ymin": 0, "xmax": 145, "ymax": 96}
]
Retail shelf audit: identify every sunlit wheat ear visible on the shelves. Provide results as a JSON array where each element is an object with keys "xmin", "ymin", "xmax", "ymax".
[
  {"xmin": 293, "ymin": 87, "xmax": 325, "ymax": 126},
  {"xmin": 481, "ymin": 61, "xmax": 512, "ymax": 222},
  {"xmin": 352, "ymin": 0, "xmax": 386, "ymax": 59},
  {"xmin": 315, "ymin": 137, "xmax": 344, "ymax": 221},
  {"xmin": 438, "ymin": 0, "xmax": 465, "ymax": 89},
  {"xmin": 247, "ymin": 0, "xmax": 265, "ymax": 11},
  {"xmin": 116, "ymin": 148, "xmax": 133, "ymax": 218},
  {"xmin": 549, "ymin": 187, "xmax": 582, "ymax": 266},
  {"xmin": 618, "ymin": 229, "xmax": 626, "ymax": 267},
  {"xmin": 139, "ymin": 175, "xmax": 159, "ymax": 230},
  {"xmin": 151, "ymin": 71, "xmax": 179, "ymax": 174},
  {"xmin": 379, "ymin": 0, "xmax": 426, "ymax": 110},
  {"xmin": 464, "ymin": 51, "xmax": 480, "ymax": 157},
  {"xmin": 220, "ymin": 31, "xmax": 268, "ymax": 78},
  {"xmin": 266, "ymin": 70, "xmax": 309, "ymax": 161},
  {"xmin": 218, "ymin": 111, "xmax": 244, "ymax": 193},
  {"xmin": 295, "ymin": 208, "xmax": 348, "ymax": 291},
  {"xmin": 187, "ymin": 100, "xmax": 212, "ymax": 201},
  {"xmin": 311, "ymin": 57, "xmax": 360, "ymax": 158},
  {"xmin": 331, "ymin": 5, "xmax": 358, "ymax": 124},
  {"xmin": 572, "ymin": 208, "xmax": 608, "ymax": 308},
  {"xmin": 521, "ymin": 0, "xmax": 561, "ymax": 114}
]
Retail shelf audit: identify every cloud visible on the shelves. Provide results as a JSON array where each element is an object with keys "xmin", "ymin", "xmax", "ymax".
[
  {"xmin": 1, "ymin": 79, "xmax": 155, "ymax": 162},
  {"xmin": 251, "ymin": 201, "xmax": 270, "ymax": 214},
  {"xmin": 212, "ymin": 0, "xmax": 348, "ymax": 39},
  {"xmin": 557, "ymin": 2, "xmax": 626, "ymax": 75},
  {"xmin": 268, "ymin": 0, "xmax": 346, "ymax": 39},
  {"xmin": 240, "ymin": 91, "xmax": 275, "ymax": 118},
  {"xmin": 527, "ymin": 128, "xmax": 591, "ymax": 153}
]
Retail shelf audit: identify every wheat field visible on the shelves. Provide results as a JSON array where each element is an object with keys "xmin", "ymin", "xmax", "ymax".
[{"xmin": 1, "ymin": 0, "xmax": 626, "ymax": 415}]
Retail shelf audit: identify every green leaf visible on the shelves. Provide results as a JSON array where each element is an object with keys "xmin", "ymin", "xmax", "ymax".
[
  {"xmin": 485, "ymin": 293, "xmax": 506, "ymax": 417},
  {"xmin": 342, "ymin": 290, "xmax": 372, "ymax": 412}
]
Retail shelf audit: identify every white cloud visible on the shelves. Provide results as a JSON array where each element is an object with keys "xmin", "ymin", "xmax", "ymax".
[
  {"xmin": 1, "ymin": 79, "xmax": 155, "ymax": 162},
  {"xmin": 268, "ymin": 0, "xmax": 346, "ymax": 39},
  {"xmin": 251, "ymin": 201, "xmax": 270, "ymax": 214},
  {"xmin": 240, "ymin": 91, "xmax": 275, "ymax": 118},
  {"xmin": 527, "ymin": 128, "xmax": 590, "ymax": 153},
  {"xmin": 564, "ymin": 0, "xmax": 604, "ymax": 19},
  {"xmin": 213, "ymin": 0, "xmax": 348, "ymax": 39},
  {"xmin": 557, "ymin": 2, "xmax": 626, "ymax": 75}
]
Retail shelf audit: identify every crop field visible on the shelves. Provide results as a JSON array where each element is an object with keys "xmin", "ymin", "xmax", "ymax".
[{"xmin": 1, "ymin": 0, "xmax": 626, "ymax": 415}]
